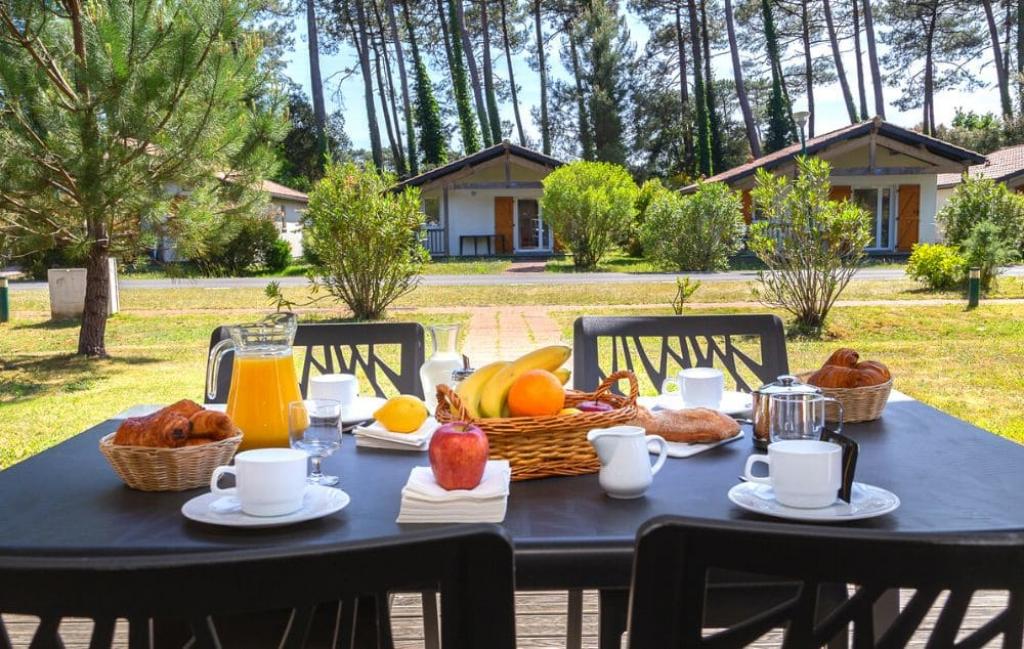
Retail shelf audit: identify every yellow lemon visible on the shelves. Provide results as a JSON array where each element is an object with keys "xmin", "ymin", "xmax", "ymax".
[
  {"xmin": 558, "ymin": 407, "xmax": 582, "ymax": 416},
  {"xmin": 373, "ymin": 395, "xmax": 429, "ymax": 433}
]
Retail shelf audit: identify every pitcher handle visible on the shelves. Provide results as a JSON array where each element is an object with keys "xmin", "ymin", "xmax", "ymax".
[
  {"xmin": 207, "ymin": 338, "xmax": 235, "ymax": 401},
  {"xmin": 647, "ymin": 435, "xmax": 669, "ymax": 476},
  {"xmin": 824, "ymin": 396, "xmax": 844, "ymax": 433}
]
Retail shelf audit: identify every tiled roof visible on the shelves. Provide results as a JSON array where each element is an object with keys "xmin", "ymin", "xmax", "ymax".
[
  {"xmin": 936, "ymin": 143, "xmax": 1024, "ymax": 188},
  {"xmin": 683, "ymin": 118, "xmax": 986, "ymax": 192},
  {"xmin": 261, "ymin": 179, "xmax": 308, "ymax": 203},
  {"xmin": 394, "ymin": 141, "xmax": 564, "ymax": 189}
]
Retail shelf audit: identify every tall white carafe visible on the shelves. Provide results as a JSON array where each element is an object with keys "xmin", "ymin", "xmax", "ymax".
[{"xmin": 420, "ymin": 324, "xmax": 463, "ymax": 412}]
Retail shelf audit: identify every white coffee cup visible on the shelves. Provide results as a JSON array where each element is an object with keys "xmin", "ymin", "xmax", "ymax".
[
  {"xmin": 309, "ymin": 374, "xmax": 359, "ymax": 408},
  {"xmin": 743, "ymin": 440, "xmax": 842, "ymax": 509},
  {"xmin": 210, "ymin": 448, "xmax": 308, "ymax": 517},
  {"xmin": 661, "ymin": 367, "xmax": 724, "ymax": 409}
]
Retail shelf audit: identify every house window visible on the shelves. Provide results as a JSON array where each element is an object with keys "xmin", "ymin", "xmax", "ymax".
[
  {"xmin": 851, "ymin": 187, "xmax": 896, "ymax": 250},
  {"xmin": 423, "ymin": 197, "xmax": 441, "ymax": 229}
]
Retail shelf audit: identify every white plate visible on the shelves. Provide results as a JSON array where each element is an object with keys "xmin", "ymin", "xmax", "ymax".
[
  {"xmin": 342, "ymin": 396, "xmax": 387, "ymax": 425},
  {"xmin": 648, "ymin": 429, "xmax": 745, "ymax": 458},
  {"xmin": 638, "ymin": 390, "xmax": 753, "ymax": 417},
  {"xmin": 728, "ymin": 481, "xmax": 900, "ymax": 523},
  {"xmin": 182, "ymin": 485, "xmax": 350, "ymax": 528}
]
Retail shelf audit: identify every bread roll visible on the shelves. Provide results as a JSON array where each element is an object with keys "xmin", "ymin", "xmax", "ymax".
[{"xmin": 629, "ymin": 406, "xmax": 740, "ymax": 444}]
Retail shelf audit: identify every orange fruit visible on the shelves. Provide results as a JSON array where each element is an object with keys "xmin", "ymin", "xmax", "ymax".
[{"xmin": 507, "ymin": 369, "xmax": 566, "ymax": 417}]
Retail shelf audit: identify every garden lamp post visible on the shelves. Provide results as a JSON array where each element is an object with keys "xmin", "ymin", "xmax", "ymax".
[{"xmin": 793, "ymin": 111, "xmax": 810, "ymax": 155}]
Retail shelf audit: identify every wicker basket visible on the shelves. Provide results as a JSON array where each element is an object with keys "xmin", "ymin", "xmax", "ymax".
[
  {"xmin": 99, "ymin": 433, "xmax": 243, "ymax": 491},
  {"xmin": 796, "ymin": 372, "xmax": 893, "ymax": 424},
  {"xmin": 436, "ymin": 370, "xmax": 640, "ymax": 481}
]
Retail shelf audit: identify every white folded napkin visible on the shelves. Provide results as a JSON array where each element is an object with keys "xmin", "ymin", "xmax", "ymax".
[
  {"xmin": 353, "ymin": 417, "xmax": 437, "ymax": 451},
  {"xmin": 397, "ymin": 460, "xmax": 511, "ymax": 523}
]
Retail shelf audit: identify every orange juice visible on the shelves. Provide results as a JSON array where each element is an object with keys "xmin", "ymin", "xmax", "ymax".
[{"xmin": 225, "ymin": 353, "xmax": 303, "ymax": 450}]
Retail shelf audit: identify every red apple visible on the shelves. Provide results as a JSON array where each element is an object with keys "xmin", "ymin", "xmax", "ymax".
[
  {"xmin": 577, "ymin": 400, "xmax": 614, "ymax": 413},
  {"xmin": 429, "ymin": 422, "xmax": 489, "ymax": 490}
]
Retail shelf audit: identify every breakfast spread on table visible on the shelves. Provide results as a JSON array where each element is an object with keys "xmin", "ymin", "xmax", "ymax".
[{"xmin": 96, "ymin": 312, "xmax": 899, "ymax": 526}]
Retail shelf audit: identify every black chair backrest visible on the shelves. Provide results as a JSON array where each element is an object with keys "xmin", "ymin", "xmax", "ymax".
[
  {"xmin": 572, "ymin": 315, "xmax": 789, "ymax": 393},
  {"xmin": 0, "ymin": 526, "xmax": 516, "ymax": 649},
  {"xmin": 207, "ymin": 321, "xmax": 425, "ymax": 403},
  {"xmin": 628, "ymin": 516, "xmax": 1024, "ymax": 649}
]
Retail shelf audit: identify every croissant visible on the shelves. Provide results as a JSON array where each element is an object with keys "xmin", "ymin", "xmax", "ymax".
[
  {"xmin": 188, "ymin": 410, "xmax": 238, "ymax": 441},
  {"xmin": 807, "ymin": 360, "xmax": 891, "ymax": 388},
  {"xmin": 629, "ymin": 406, "xmax": 740, "ymax": 444},
  {"xmin": 824, "ymin": 348, "xmax": 860, "ymax": 368},
  {"xmin": 114, "ymin": 412, "xmax": 190, "ymax": 447},
  {"xmin": 162, "ymin": 399, "xmax": 204, "ymax": 418}
]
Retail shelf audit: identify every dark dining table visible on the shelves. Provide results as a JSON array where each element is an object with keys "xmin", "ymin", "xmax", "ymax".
[{"xmin": 1, "ymin": 393, "xmax": 1023, "ymax": 647}]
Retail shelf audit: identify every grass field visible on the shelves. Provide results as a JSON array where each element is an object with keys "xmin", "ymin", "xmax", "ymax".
[{"xmin": 3, "ymin": 280, "xmax": 1023, "ymax": 469}]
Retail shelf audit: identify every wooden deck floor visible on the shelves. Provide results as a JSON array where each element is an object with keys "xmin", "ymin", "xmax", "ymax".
[{"xmin": 3, "ymin": 590, "xmax": 1009, "ymax": 647}]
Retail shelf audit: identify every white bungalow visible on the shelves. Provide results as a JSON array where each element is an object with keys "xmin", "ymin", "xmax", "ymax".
[
  {"xmin": 683, "ymin": 118, "xmax": 987, "ymax": 253},
  {"xmin": 395, "ymin": 141, "xmax": 564, "ymax": 257}
]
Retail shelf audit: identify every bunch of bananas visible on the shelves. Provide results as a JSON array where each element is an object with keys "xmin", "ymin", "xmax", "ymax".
[{"xmin": 455, "ymin": 345, "xmax": 572, "ymax": 419}]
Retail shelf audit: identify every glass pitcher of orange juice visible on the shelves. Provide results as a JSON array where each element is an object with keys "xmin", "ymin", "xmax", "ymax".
[{"xmin": 206, "ymin": 313, "xmax": 302, "ymax": 450}]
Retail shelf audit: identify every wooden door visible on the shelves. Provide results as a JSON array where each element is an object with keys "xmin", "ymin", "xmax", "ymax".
[
  {"xmin": 896, "ymin": 185, "xmax": 920, "ymax": 252},
  {"xmin": 494, "ymin": 197, "xmax": 514, "ymax": 254},
  {"xmin": 830, "ymin": 185, "xmax": 852, "ymax": 202}
]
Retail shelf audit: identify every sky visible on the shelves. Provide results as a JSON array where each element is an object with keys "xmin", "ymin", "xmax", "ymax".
[{"xmin": 278, "ymin": 9, "xmax": 1004, "ymax": 154}]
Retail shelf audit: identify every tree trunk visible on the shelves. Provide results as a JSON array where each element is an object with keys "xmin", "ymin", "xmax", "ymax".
[
  {"xmin": 353, "ymin": 0, "xmax": 384, "ymax": 167},
  {"xmin": 436, "ymin": 0, "xmax": 456, "ymax": 72},
  {"xmin": 455, "ymin": 0, "xmax": 493, "ymax": 146},
  {"xmin": 823, "ymin": 0, "xmax": 858, "ymax": 122},
  {"xmin": 372, "ymin": 0, "xmax": 406, "ymax": 173},
  {"xmin": 567, "ymin": 24, "xmax": 594, "ymax": 160},
  {"xmin": 386, "ymin": 0, "xmax": 417, "ymax": 174},
  {"xmin": 372, "ymin": 28, "xmax": 404, "ymax": 172},
  {"xmin": 701, "ymin": 0, "xmax": 723, "ymax": 171},
  {"xmin": 674, "ymin": 3, "xmax": 695, "ymax": 164},
  {"xmin": 306, "ymin": 0, "xmax": 328, "ymax": 156},
  {"xmin": 534, "ymin": 0, "xmax": 550, "ymax": 154},
  {"xmin": 78, "ymin": 237, "xmax": 110, "ymax": 357},
  {"xmin": 724, "ymin": 0, "xmax": 759, "ymax": 158},
  {"xmin": 799, "ymin": 0, "xmax": 815, "ymax": 137},
  {"xmin": 852, "ymin": 0, "xmax": 869, "ymax": 120},
  {"xmin": 498, "ymin": 0, "xmax": 526, "ymax": 145},
  {"xmin": 480, "ymin": 0, "xmax": 502, "ymax": 143},
  {"xmin": 983, "ymin": 0, "xmax": 1013, "ymax": 117},
  {"xmin": 687, "ymin": 0, "xmax": 711, "ymax": 175},
  {"xmin": 862, "ymin": 0, "xmax": 885, "ymax": 119},
  {"xmin": 923, "ymin": 8, "xmax": 936, "ymax": 135},
  {"xmin": 1019, "ymin": 0, "xmax": 1024, "ymax": 110}
]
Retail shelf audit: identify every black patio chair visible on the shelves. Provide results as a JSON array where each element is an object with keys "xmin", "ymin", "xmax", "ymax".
[
  {"xmin": 571, "ymin": 315, "xmax": 864, "ymax": 649},
  {"xmin": 0, "ymin": 526, "xmax": 516, "ymax": 649},
  {"xmin": 206, "ymin": 321, "xmax": 425, "ymax": 404},
  {"xmin": 628, "ymin": 515, "xmax": 1024, "ymax": 648},
  {"xmin": 572, "ymin": 314, "xmax": 790, "ymax": 393}
]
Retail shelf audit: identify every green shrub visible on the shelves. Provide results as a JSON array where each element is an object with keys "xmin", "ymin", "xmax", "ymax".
[
  {"xmin": 640, "ymin": 183, "xmax": 744, "ymax": 271},
  {"xmin": 936, "ymin": 176, "xmax": 1024, "ymax": 251},
  {"xmin": 905, "ymin": 243, "xmax": 967, "ymax": 291},
  {"xmin": 540, "ymin": 161, "xmax": 639, "ymax": 269},
  {"xmin": 963, "ymin": 221, "xmax": 1020, "ymax": 290},
  {"xmin": 300, "ymin": 162, "xmax": 427, "ymax": 319},
  {"xmin": 265, "ymin": 238, "xmax": 293, "ymax": 273},
  {"xmin": 624, "ymin": 179, "xmax": 670, "ymax": 257},
  {"xmin": 195, "ymin": 216, "xmax": 287, "ymax": 276},
  {"xmin": 748, "ymin": 157, "xmax": 873, "ymax": 335}
]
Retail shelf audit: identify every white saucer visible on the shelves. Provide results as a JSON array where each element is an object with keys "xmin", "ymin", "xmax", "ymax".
[
  {"xmin": 728, "ymin": 481, "xmax": 899, "ymax": 523},
  {"xmin": 182, "ymin": 485, "xmax": 350, "ymax": 528},
  {"xmin": 342, "ymin": 396, "xmax": 387, "ymax": 426},
  {"xmin": 638, "ymin": 390, "xmax": 753, "ymax": 417}
]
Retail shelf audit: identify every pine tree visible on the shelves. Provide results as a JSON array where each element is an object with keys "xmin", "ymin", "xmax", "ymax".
[
  {"xmin": 585, "ymin": 0, "xmax": 631, "ymax": 165},
  {"xmin": 700, "ymin": 0, "xmax": 723, "ymax": 172},
  {"xmin": 0, "ymin": 0, "xmax": 280, "ymax": 356},
  {"xmin": 761, "ymin": 0, "xmax": 796, "ymax": 153},
  {"xmin": 448, "ymin": 0, "xmax": 483, "ymax": 152},
  {"xmin": 481, "ymin": 0, "xmax": 503, "ymax": 144},
  {"xmin": 401, "ymin": 0, "xmax": 447, "ymax": 164},
  {"xmin": 687, "ymin": 0, "xmax": 712, "ymax": 175}
]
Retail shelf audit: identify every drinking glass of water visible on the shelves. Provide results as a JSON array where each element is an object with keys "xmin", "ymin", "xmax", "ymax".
[{"xmin": 288, "ymin": 399, "xmax": 342, "ymax": 486}]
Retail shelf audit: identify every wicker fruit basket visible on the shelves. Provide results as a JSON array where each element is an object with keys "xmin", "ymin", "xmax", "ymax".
[
  {"xmin": 99, "ymin": 433, "xmax": 243, "ymax": 492},
  {"xmin": 436, "ymin": 369, "xmax": 639, "ymax": 481},
  {"xmin": 796, "ymin": 372, "xmax": 892, "ymax": 424}
]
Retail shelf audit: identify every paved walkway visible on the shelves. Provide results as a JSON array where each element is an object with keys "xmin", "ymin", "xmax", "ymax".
[
  {"xmin": 11, "ymin": 266, "xmax": 1024, "ymax": 291},
  {"xmin": 461, "ymin": 306, "xmax": 564, "ymax": 365}
]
